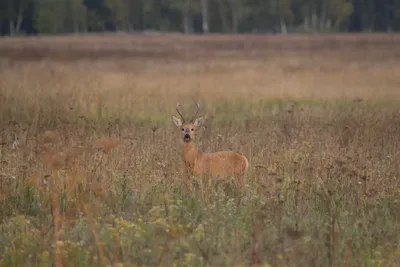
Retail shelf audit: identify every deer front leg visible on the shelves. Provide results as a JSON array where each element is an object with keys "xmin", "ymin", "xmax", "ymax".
[
  {"xmin": 183, "ymin": 166, "xmax": 192, "ymax": 194},
  {"xmin": 236, "ymin": 174, "xmax": 244, "ymax": 189}
]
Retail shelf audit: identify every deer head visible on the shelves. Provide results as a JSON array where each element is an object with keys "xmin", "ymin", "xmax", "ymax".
[{"xmin": 172, "ymin": 99, "xmax": 204, "ymax": 142}]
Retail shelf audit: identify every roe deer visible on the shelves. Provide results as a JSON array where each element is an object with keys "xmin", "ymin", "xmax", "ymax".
[{"xmin": 172, "ymin": 100, "xmax": 249, "ymax": 192}]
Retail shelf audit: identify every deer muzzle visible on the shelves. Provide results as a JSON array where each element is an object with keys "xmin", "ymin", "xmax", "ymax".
[{"xmin": 184, "ymin": 133, "xmax": 191, "ymax": 142}]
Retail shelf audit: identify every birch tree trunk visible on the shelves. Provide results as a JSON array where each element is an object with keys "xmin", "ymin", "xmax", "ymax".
[
  {"xmin": 217, "ymin": 0, "xmax": 229, "ymax": 33},
  {"xmin": 280, "ymin": 16, "xmax": 287, "ymax": 34},
  {"xmin": 8, "ymin": 0, "xmax": 14, "ymax": 36},
  {"xmin": 201, "ymin": 0, "xmax": 209, "ymax": 33},
  {"xmin": 230, "ymin": 0, "xmax": 239, "ymax": 33},
  {"xmin": 183, "ymin": 0, "xmax": 192, "ymax": 33},
  {"xmin": 319, "ymin": 0, "xmax": 328, "ymax": 31},
  {"xmin": 311, "ymin": 1, "xmax": 317, "ymax": 32},
  {"xmin": 15, "ymin": 4, "xmax": 24, "ymax": 34},
  {"xmin": 304, "ymin": 15, "xmax": 309, "ymax": 31},
  {"xmin": 278, "ymin": 0, "xmax": 287, "ymax": 34}
]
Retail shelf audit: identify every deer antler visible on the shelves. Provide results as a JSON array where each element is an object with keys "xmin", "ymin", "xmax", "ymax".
[
  {"xmin": 190, "ymin": 99, "xmax": 201, "ymax": 123},
  {"xmin": 176, "ymin": 103, "xmax": 186, "ymax": 123}
]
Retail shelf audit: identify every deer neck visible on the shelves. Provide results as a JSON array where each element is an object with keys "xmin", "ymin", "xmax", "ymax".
[{"xmin": 183, "ymin": 140, "xmax": 201, "ymax": 167}]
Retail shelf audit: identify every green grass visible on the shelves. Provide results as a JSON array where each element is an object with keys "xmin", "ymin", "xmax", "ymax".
[
  {"xmin": 1, "ymin": 34, "xmax": 400, "ymax": 266},
  {"xmin": 1, "ymin": 101, "xmax": 400, "ymax": 266}
]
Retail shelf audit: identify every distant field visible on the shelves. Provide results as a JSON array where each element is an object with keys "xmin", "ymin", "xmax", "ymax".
[
  {"xmin": 1, "ymin": 32, "xmax": 400, "ymax": 60},
  {"xmin": 0, "ymin": 33, "xmax": 400, "ymax": 267}
]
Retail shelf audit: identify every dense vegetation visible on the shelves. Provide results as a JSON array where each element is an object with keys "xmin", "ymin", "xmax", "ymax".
[
  {"xmin": 0, "ymin": 34, "xmax": 400, "ymax": 266},
  {"xmin": 1, "ymin": 0, "xmax": 400, "ymax": 36}
]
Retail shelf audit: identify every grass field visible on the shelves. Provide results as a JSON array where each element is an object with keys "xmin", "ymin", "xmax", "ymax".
[{"xmin": 1, "ymin": 33, "xmax": 400, "ymax": 267}]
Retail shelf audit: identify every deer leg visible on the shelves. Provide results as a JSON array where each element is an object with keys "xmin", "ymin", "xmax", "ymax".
[
  {"xmin": 183, "ymin": 176, "xmax": 191, "ymax": 194},
  {"xmin": 236, "ymin": 174, "xmax": 244, "ymax": 191},
  {"xmin": 237, "ymin": 174, "xmax": 243, "ymax": 188},
  {"xmin": 183, "ymin": 167, "xmax": 192, "ymax": 194}
]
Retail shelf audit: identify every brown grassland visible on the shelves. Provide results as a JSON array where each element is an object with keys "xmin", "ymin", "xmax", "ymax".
[{"xmin": 1, "ymin": 33, "xmax": 400, "ymax": 266}]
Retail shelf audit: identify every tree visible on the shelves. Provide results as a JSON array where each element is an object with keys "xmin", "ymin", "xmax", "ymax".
[
  {"xmin": 35, "ymin": 0, "xmax": 67, "ymax": 34},
  {"xmin": 0, "ymin": 0, "xmax": 399, "ymax": 36},
  {"xmin": 169, "ymin": 0, "xmax": 200, "ymax": 33},
  {"xmin": 292, "ymin": 0, "xmax": 353, "ymax": 32},
  {"xmin": 327, "ymin": 0, "xmax": 353, "ymax": 31},
  {"xmin": 268, "ymin": 0, "xmax": 293, "ymax": 33},
  {"xmin": 200, "ymin": 0, "xmax": 209, "ymax": 33},
  {"xmin": 65, "ymin": 0, "xmax": 87, "ymax": 32},
  {"xmin": 212, "ymin": 0, "xmax": 251, "ymax": 33},
  {"xmin": 34, "ymin": 0, "xmax": 87, "ymax": 34},
  {"xmin": 105, "ymin": 0, "xmax": 126, "ymax": 30},
  {"xmin": 7, "ymin": 0, "xmax": 31, "ymax": 35}
]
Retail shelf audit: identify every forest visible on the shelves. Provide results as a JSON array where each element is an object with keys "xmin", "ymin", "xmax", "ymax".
[{"xmin": 1, "ymin": 0, "xmax": 399, "ymax": 36}]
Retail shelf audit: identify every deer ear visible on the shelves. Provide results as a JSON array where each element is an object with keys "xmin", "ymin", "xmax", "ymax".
[
  {"xmin": 172, "ymin": 115, "xmax": 182, "ymax": 127},
  {"xmin": 194, "ymin": 116, "xmax": 204, "ymax": 127}
]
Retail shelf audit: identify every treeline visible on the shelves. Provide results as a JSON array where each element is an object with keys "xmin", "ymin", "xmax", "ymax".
[{"xmin": 1, "ymin": 0, "xmax": 400, "ymax": 36}]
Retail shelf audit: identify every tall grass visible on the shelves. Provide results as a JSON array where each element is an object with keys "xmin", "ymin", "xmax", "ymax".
[{"xmin": 0, "ymin": 33, "xmax": 400, "ymax": 266}]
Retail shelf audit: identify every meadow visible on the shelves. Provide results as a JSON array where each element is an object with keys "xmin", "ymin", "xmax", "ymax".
[{"xmin": 0, "ymin": 33, "xmax": 400, "ymax": 266}]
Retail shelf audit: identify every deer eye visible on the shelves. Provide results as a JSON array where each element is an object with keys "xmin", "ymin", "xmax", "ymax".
[
  {"xmin": 191, "ymin": 128, "xmax": 194, "ymax": 131},
  {"xmin": 181, "ymin": 128, "xmax": 184, "ymax": 131}
]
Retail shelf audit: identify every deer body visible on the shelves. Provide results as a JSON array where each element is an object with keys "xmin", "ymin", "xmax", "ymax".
[
  {"xmin": 183, "ymin": 141, "xmax": 248, "ymax": 178},
  {"xmin": 172, "ymin": 100, "xmax": 249, "ymax": 192}
]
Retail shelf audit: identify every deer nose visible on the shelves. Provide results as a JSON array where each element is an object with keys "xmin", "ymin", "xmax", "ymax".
[{"xmin": 184, "ymin": 134, "xmax": 190, "ymax": 139}]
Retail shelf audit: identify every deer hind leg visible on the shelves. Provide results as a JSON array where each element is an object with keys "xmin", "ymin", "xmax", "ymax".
[{"xmin": 236, "ymin": 174, "xmax": 244, "ymax": 190}]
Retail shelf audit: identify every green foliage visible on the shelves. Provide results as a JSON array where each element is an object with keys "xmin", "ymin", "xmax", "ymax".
[
  {"xmin": 2, "ymin": 0, "xmax": 400, "ymax": 35},
  {"xmin": 1, "ymin": 100, "xmax": 400, "ymax": 266},
  {"xmin": 104, "ymin": 0, "xmax": 126, "ymax": 30},
  {"xmin": 34, "ymin": 0, "xmax": 87, "ymax": 34},
  {"xmin": 34, "ymin": 0, "xmax": 67, "ymax": 34},
  {"xmin": 65, "ymin": 0, "xmax": 87, "ymax": 32},
  {"xmin": 0, "ymin": 216, "xmax": 41, "ymax": 267},
  {"xmin": 328, "ymin": 0, "xmax": 354, "ymax": 30},
  {"xmin": 1, "ymin": 163, "xmax": 400, "ymax": 266}
]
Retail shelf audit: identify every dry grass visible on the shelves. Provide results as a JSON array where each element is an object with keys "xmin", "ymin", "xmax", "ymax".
[{"xmin": 1, "ymin": 33, "xmax": 400, "ymax": 266}]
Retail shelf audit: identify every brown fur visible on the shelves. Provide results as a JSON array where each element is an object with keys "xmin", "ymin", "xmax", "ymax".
[
  {"xmin": 172, "ymin": 108, "xmax": 249, "ymax": 192},
  {"xmin": 184, "ymin": 141, "xmax": 248, "ymax": 184}
]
